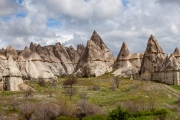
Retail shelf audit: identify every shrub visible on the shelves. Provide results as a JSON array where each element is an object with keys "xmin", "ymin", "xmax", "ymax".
[
  {"xmin": 79, "ymin": 92, "xmax": 88, "ymax": 100},
  {"xmin": 37, "ymin": 78, "xmax": 46, "ymax": 86},
  {"xmin": 58, "ymin": 99, "xmax": 77, "ymax": 117},
  {"xmin": 18, "ymin": 102, "xmax": 34, "ymax": 120},
  {"xmin": 153, "ymin": 109, "xmax": 168, "ymax": 120},
  {"xmin": 56, "ymin": 116, "xmax": 78, "ymax": 120},
  {"xmin": 32, "ymin": 103, "xmax": 60, "ymax": 120},
  {"xmin": 10, "ymin": 99, "xmax": 19, "ymax": 111},
  {"xmin": 177, "ymin": 96, "xmax": 180, "ymax": 105},
  {"xmin": 76, "ymin": 100, "xmax": 104, "ymax": 120},
  {"xmin": 24, "ymin": 88, "xmax": 33, "ymax": 99},
  {"xmin": 83, "ymin": 114, "xmax": 106, "ymax": 120},
  {"xmin": 107, "ymin": 106, "xmax": 130, "ymax": 120},
  {"xmin": 63, "ymin": 88, "xmax": 77, "ymax": 99},
  {"xmin": 63, "ymin": 75, "xmax": 77, "ymax": 88},
  {"xmin": 82, "ymin": 65, "xmax": 91, "ymax": 77},
  {"xmin": 92, "ymin": 85, "xmax": 100, "ymax": 91}
]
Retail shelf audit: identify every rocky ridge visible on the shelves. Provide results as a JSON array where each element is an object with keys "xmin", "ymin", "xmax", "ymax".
[{"xmin": 1, "ymin": 31, "xmax": 180, "ymax": 91}]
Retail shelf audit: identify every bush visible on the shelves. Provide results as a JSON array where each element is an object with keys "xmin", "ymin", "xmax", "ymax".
[
  {"xmin": 56, "ymin": 116, "xmax": 78, "ymax": 120},
  {"xmin": 92, "ymin": 85, "xmax": 100, "ymax": 91},
  {"xmin": 24, "ymin": 88, "xmax": 33, "ymax": 99},
  {"xmin": 18, "ymin": 102, "xmax": 34, "ymax": 120},
  {"xmin": 32, "ymin": 103, "xmax": 60, "ymax": 120},
  {"xmin": 63, "ymin": 88, "xmax": 77, "ymax": 99},
  {"xmin": 83, "ymin": 114, "xmax": 106, "ymax": 120},
  {"xmin": 76, "ymin": 100, "xmax": 104, "ymax": 120},
  {"xmin": 177, "ymin": 96, "xmax": 180, "ymax": 105},
  {"xmin": 63, "ymin": 75, "xmax": 77, "ymax": 88},
  {"xmin": 153, "ymin": 109, "xmax": 168, "ymax": 120},
  {"xmin": 107, "ymin": 106, "xmax": 130, "ymax": 120},
  {"xmin": 38, "ymin": 78, "xmax": 46, "ymax": 86}
]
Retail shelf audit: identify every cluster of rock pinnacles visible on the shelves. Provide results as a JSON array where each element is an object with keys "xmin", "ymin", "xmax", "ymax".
[{"xmin": 0, "ymin": 31, "xmax": 180, "ymax": 91}]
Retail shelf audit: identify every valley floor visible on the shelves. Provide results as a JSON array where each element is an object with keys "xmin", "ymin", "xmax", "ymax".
[{"xmin": 0, "ymin": 73, "xmax": 180, "ymax": 120}]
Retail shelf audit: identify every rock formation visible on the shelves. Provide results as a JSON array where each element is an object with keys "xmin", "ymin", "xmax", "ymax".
[
  {"xmin": 29, "ymin": 42, "xmax": 66, "ymax": 76},
  {"xmin": 75, "ymin": 31, "xmax": 115, "ymax": 77},
  {"xmin": 140, "ymin": 35, "xmax": 165, "ymax": 80},
  {"xmin": 113, "ymin": 42, "xmax": 141, "ymax": 77},
  {"xmin": 54, "ymin": 42, "xmax": 74, "ymax": 74},
  {"xmin": 1, "ymin": 31, "xmax": 180, "ymax": 91},
  {"xmin": 0, "ymin": 49, "xmax": 7, "ymax": 80},
  {"xmin": 6, "ymin": 46, "xmax": 18, "ymax": 61},
  {"xmin": 2, "ymin": 55, "xmax": 23, "ymax": 91}
]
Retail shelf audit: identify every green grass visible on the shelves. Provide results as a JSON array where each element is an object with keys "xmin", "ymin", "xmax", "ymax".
[
  {"xmin": 170, "ymin": 85, "xmax": 180, "ymax": 90},
  {"xmin": 0, "ymin": 74, "xmax": 180, "ymax": 119}
]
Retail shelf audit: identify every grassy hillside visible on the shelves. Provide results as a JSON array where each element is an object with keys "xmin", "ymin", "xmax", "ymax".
[{"xmin": 0, "ymin": 73, "xmax": 180, "ymax": 119}]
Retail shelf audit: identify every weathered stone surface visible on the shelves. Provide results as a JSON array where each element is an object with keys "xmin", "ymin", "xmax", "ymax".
[
  {"xmin": 54, "ymin": 42, "xmax": 74, "ymax": 74},
  {"xmin": 113, "ymin": 42, "xmax": 141, "ymax": 77},
  {"xmin": 173, "ymin": 47, "xmax": 180, "ymax": 65},
  {"xmin": 18, "ymin": 46, "xmax": 32, "ymax": 62},
  {"xmin": 2, "ymin": 55, "xmax": 23, "ymax": 91},
  {"xmin": 66, "ymin": 45, "xmax": 81, "ymax": 67},
  {"xmin": 3, "ymin": 55, "xmax": 22, "ymax": 77},
  {"xmin": 76, "ymin": 31, "xmax": 115, "ymax": 76},
  {"xmin": 160, "ymin": 54, "xmax": 179, "ymax": 71},
  {"xmin": 6, "ymin": 46, "xmax": 18, "ymax": 61},
  {"xmin": 77, "ymin": 44, "xmax": 85, "ymax": 55},
  {"xmin": 140, "ymin": 35, "xmax": 165, "ymax": 74},
  {"xmin": 30, "ymin": 42, "xmax": 38, "ymax": 52},
  {"xmin": 116, "ymin": 42, "xmax": 131, "ymax": 61},
  {"xmin": 173, "ymin": 47, "xmax": 180, "ymax": 57},
  {"xmin": 3, "ymin": 77, "xmax": 23, "ymax": 91}
]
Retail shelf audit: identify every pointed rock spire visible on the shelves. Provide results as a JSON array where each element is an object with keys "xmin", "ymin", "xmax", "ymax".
[
  {"xmin": 145, "ymin": 35, "xmax": 164, "ymax": 54},
  {"xmin": 116, "ymin": 42, "xmax": 130, "ymax": 61},
  {"xmin": 173, "ymin": 47, "xmax": 180, "ymax": 57},
  {"xmin": 18, "ymin": 46, "xmax": 32, "ymax": 61},
  {"xmin": 6, "ymin": 45, "xmax": 18, "ymax": 60},
  {"xmin": 140, "ymin": 35, "xmax": 165, "ymax": 73},
  {"xmin": 90, "ymin": 30, "xmax": 107, "ymax": 50}
]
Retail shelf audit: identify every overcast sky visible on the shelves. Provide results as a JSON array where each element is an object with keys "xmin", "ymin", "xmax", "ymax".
[{"xmin": 0, "ymin": 0, "xmax": 180, "ymax": 56}]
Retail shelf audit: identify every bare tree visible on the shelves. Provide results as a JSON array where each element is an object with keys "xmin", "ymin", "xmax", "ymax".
[
  {"xmin": 32, "ymin": 103, "xmax": 60, "ymax": 120},
  {"xmin": 11, "ymin": 98, "xmax": 19, "ymax": 111},
  {"xmin": 82, "ymin": 65, "xmax": 91, "ymax": 77},
  {"xmin": 79, "ymin": 92, "xmax": 88, "ymax": 100},
  {"xmin": 63, "ymin": 88, "xmax": 77, "ymax": 99},
  {"xmin": 110, "ymin": 76, "xmax": 120, "ymax": 91},
  {"xmin": 63, "ymin": 75, "xmax": 77, "ymax": 88},
  {"xmin": 38, "ymin": 78, "xmax": 46, "ymax": 86},
  {"xmin": 24, "ymin": 88, "xmax": 33, "ymax": 99},
  {"xmin": 76, "ymin": 100, "xmax": 105, "ymax": 120},
  {"xmin": 18, "ymin": 102, "xmax": 34, "ymax": 120}
]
